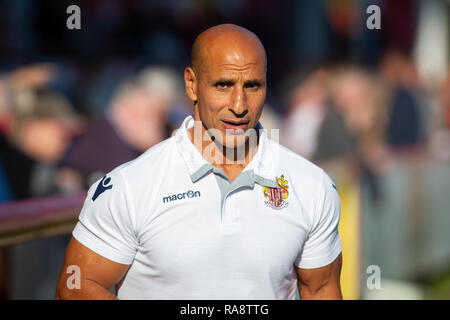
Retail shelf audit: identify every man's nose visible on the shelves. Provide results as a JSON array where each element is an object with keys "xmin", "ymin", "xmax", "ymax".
[{"xmin": 229, "ymin": 86, "xmax": 248, "ymax": 116}]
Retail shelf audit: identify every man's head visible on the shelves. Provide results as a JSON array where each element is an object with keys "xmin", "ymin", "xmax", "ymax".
[{"xmin": 184, "ymin": 24, "xmax": 267, "ymax": 148}]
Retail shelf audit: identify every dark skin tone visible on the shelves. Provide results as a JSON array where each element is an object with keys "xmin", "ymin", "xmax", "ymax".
[{"xmin": 55, "ymin": 24, "xmax": 342, "ymax": 300}]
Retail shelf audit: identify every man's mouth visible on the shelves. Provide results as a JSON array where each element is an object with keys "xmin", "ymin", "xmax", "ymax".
[{"xmin": 220, "ymin": 119, "xmax": 250, "ymax": 134}]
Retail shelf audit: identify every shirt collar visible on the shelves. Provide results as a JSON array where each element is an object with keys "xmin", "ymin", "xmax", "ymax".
[{"xmin": 174, "ymin": 116, "xmax": 278, "ymax": 188}]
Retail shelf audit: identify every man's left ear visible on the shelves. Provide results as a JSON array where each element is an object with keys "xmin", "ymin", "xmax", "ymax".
[{"xmin": 184, "ymin": 67, "xmax": 198, "ymax": 103}]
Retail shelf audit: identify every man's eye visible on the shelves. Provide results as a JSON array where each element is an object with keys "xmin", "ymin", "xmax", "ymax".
[
  {"xmin": 244, "ymin": 82, "xmax": 261, "ymax": 90},
  {"xmin": 216, "ymin": 82, "xmax": 230, "ymax": 89}
]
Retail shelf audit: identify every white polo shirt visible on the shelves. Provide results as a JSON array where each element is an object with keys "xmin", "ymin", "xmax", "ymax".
[{"xmin": 72, "ymin": 115, "xmax": 342, "ymax": 300}]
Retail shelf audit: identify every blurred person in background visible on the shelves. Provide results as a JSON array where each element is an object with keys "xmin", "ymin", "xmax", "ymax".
[
  {"xmin": 58, "ymin": 66, "xmax": 182, "ymax": 192},
  {"xmin": 380, "ymin": 49, "xmax": 422, "ymax": 148},
  {"xmin": 313, "ymin": 66, "xmax": 359, "ymax": 163},
  {"xmin": 0, "ymin": 65, "xmax": 84, "ymax": 300},
  {"xmin": 0, "ymin": 64, "xmax": 81, "ymax": 200},
  {"xmin": 281, "ymin": 65, "xmax": 388, "ymax": 166},
  {"xmin": 313, "ymin": 66, "xmax": 388, "ymax": 161},
  {"xmin": 328, "ymin": 67, "xmax": 387, "ymax": 154},
  {"xmin": 281, "ymin": 67, "xmax": 330, "ymax": 159},
  {"xmin": 314, "ymin": 66, "xmax": 388, "ymax": 203}
]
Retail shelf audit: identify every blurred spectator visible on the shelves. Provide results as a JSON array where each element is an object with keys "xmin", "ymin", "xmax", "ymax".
[
  {"xmin": 281, "ymin": 65, "xmax": 388, "ymax": 166},
  {"xmin": 380, "ymin": 49, "xmax": 422, "ymax": 147},
  {"xmin": 281, "ymin": 61, "xmax": 384, "ymax": 203},
  {"xmin": 0, "ymin": 64, "xmax": 81, "ymax": 199},
  {"xmin": 330, "ymin": 67, "xmax": 385, "ymax": 146},
  {"xmin": 281, "ymin": 67, "xmax": 329, "ymax": 159},
  {"xmin": 313, "ymin": 67, "xmax": 361, "ymax": 162},
  {"xmin": 58, "ymin": 65, "xmax": 182, "ymax": 191}
]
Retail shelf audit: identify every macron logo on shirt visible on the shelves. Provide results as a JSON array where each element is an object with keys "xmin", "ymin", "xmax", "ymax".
[
  {"xmin": 162, "ymin": 190, "xmax": 201, "ymax": 203},
  {"xmin": 92, "ymin": 176, "xmax": 113, "ymax": 201}
]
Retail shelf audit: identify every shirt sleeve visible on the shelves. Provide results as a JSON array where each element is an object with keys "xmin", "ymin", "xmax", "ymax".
[
  {"xmin": 295, "ymin": 170, "xmax": 342, "ymax": 269},
  {"xmin": 72, "ymin": 168, "xmax": 138, "ymax": 265}
]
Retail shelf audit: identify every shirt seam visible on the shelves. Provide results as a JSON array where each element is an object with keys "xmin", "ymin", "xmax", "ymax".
[
  {"xmin": 296, "ymin": 239, "xmax": 342, "ymax": 269},
  {"xmin": 73, "ymin": 222, "xmax": 135, "ymax": 265}
]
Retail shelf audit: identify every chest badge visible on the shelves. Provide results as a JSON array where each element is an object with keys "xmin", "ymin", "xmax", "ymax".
[{"xmin": 262, "ymin": 175, "xmax": 289, "ymax": 210}]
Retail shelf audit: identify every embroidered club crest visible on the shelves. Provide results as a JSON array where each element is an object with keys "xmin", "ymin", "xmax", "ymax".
[{"xmin": 263, "ymin": 175, "xmax": 289, "ymax": 210}]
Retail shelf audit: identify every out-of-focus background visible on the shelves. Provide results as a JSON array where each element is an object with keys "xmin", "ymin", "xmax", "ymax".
[{"xmin": 0, "ymin": 0, "xmax": 449, "ymax": 300}]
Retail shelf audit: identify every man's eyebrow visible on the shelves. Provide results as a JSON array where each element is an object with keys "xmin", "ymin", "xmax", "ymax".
[
  {"xmin": 244, "ymin": 79, "xmax": 264, "ymax": 86},
  {"xmin": 212, "ymin": 78, "xmax": 264, "ymax": 85},
  {"xmin": 212, "ymin": 79, "xmax": 236, "ymax": 85}
]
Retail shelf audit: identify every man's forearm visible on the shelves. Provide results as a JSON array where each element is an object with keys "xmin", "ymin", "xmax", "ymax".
[{"xmin": 56, "ymin": 279, "xmax": 118, "ymax": 300}]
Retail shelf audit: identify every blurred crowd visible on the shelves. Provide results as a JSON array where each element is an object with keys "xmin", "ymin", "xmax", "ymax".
[
  {"xmin": 0, "ymin": 63, "xmax": 189, "ymax": 201},
  {"xmin": 1, "ymin": 49, "xmax": 449, "ymax": 204},
  {"xmin": 0, "ymin": 0, "xmax": 449, "ymax": 204}
]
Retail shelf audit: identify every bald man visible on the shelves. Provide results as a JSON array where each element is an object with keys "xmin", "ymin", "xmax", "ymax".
[{"xmin": 56, "ymin": 24, "xmax": 343, "ymax": 300}]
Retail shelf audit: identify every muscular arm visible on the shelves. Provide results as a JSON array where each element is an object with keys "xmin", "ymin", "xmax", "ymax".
[
  {"xmin": 55, "ymin": 237, "xmax": 130, "ymax": 300},
  {"xmin": 296, "ymin": 253, "xmax": 343, "ymax": 300}
]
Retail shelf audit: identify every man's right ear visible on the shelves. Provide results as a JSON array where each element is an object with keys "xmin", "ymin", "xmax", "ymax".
[{"xmin": 184, "ymin": 67, "xmax": 198, "ymax": 103}]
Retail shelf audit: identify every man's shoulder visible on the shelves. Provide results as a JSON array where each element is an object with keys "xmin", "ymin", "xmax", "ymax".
[
  {"xmin": 122, "ymin": 135, "xmax": 175, "ymax": 168},
  {"xmin": 104, "ymin": 136, "xmax": 177, "ymax": 184}
]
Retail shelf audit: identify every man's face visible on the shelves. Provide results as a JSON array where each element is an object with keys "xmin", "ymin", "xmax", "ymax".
[{"xmin": 186, "ymin": 37, "xmax": 267, "ymax": 148}]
